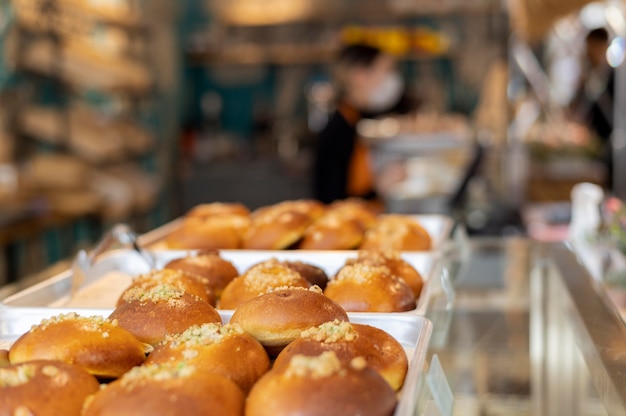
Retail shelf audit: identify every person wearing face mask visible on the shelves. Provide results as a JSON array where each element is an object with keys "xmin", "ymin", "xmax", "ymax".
[{"xmin": 313, "ymin": 44, "xmax": 409, "ymax": 204}]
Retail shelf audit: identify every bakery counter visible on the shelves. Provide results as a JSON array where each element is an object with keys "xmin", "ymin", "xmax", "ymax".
[{"xmin": 421, "ymin": 237, "xmax": 626, "ymax": 415}]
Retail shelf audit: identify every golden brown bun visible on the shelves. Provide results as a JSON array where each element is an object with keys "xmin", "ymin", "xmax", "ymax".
[
  {"xmin": 324, "ymin": 263, "xmax": 415, "ymax": 312},
  {"xmin": 9, "ymin": 313, "xmax": 146, "ymax": 378},
  {"xmin": 299, "ymin": 215, "xmax": 365, "ymax": 250},
  {"xmin": 219, "ymin": 260, "xmax": 310, "ymax": 309},
  {"xmin": 83, "ymin": 363, "xmax": 244, "ymax": 416},
  {"xmin": 0, "ymin": 360, "xmax": 100, "ymax": 416},
  {"xmin": 146, "ymin": 323, "xmax": 270, "ymax": 393},
  {"xmin": 282, "ymin": 261, "xmax": 329, "ymax": 289},
  {"xmin": 230, "ymin": 287, "xmax": 348, "ymax": 355},
  {"xmin": 186, "ymin": 202, "xmax": 250, "ymax": 219},
  {"xmin": 0, "ymin": 350, "xmax": 8, "ymax": 367},
  {"xmin": 243, "ymin": 209, "xmax": 312, "ymax": 250},
  {"xmin": 166, "ymin": 214, "xmax": 250, "ymax": 250},
  {"xmin": 361, "ymin": 214, "xmax": 432, "ymax": 251},
  {"xmin": 118, "ymin": 269, "xmax": 216, "ymax": 307},
  {"xmin": 349, "ymin": 250, "xmax": 423, "ymax": 298},
  {"xmin": 274, "ymin": 321, "xmax": 408, "ymax": 391},
  {"xmin": 164, "ymin": 252, "xmax": 239, "ymax": 298},
  {"xmin": 109, "ymin": 284, "xmax": 221, "ymax": 346},
  {"xmin": 251, "ymin": 200, "xmax": 325, "ymax": 221},
  {"xmin": 327, "ymin": 199, "xmax": 379, "ymax": 230},
  {"xmin": 246, "ymin": 352, "xmax": 396, "ymax": 416}
]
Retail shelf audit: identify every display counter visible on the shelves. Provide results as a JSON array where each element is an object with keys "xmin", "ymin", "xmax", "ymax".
[
  {"xmin": 2, "ymin": 232, "xmax": 626, "ymax": 415},
  {"xmin": 421, "ymin": 237, "xmax": 626, "ymax": 415}
]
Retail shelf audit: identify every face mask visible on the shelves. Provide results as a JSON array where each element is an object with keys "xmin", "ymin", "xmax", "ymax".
[{"xmin": 365, "ymin": 72, "xmax": 404, "ymax": 113}]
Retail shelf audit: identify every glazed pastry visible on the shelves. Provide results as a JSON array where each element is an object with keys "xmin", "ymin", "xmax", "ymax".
[
  {"xmin": 164, "ymin": 251, "xmax": 239, "ymax": 299},
  {"xmin": 361, "ymin": 215, "xmax": 432, "ymax": 251}
]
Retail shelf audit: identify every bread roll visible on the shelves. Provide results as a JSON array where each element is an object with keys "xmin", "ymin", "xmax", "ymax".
[
  {"xmin": 0, "ymin": 360, "xmax": 100, "ymax": 416},
  {"xmin": 186, "ymin": 202, "xmax": 250, "ymax": 219},
  {"xmin": 110, "ymin": 283, "xmax": 221, "ymax": 346},
  {"xmin": 166, "ymin": 215, "xmax": 249, "ymax": 250},
  {"xmin": 83, "ymin": 363, "xmax": 244, "ymax": 416},
  {"xmin": 164, "ymin": 251, "xmax": 239, "ymax": 298},
  {"xmin": 146, "ymin": 322, "xmax": 270, "ymax": 393},
  {"xmin": 219, "ymin": 260, "xmax": 310, "ymax": 309},
  {"xmin": 274, "ymin": 320, "xmax": 408, "ymax": 390},
  {"xmin": 9, "ymin": 313, "xmax": 146, "ymax": 378},
  {"xmin": 349, "ymin": 250, "xmax": 423, "ymax": 298},
  {"xmin": 282, "ymin": 261, "xmax": 329, "ymax": 289},
  {"xmin": 326, "ymin": 199, "xmax": 379, "ymax": 230},
  {"xmin": 324, "ymin": 263, "xmax": 415, "ymax": 312},
  {"xmin": 229, "ymin": 287, "xmax": 348, "ymax": 355},
  {"xmin": 118, "ymin": 269, "xmax": 215, "ymax": 307},
  {"xmin": 299, "ymin": 215, "xmax": 364, "ymax": 250},
  {"xmin": 0, "ymin": 350, "xmax": 8, "ymax": 367},
  {"xmin": 246, "ymin": 351, "xmax": 396, "ymax": 416},
  {"xmin": 243, "ymin": 209, "xmax": 312, "ymax": 250},
  {"xmin": 361, "ymin": 215, "xmax": 432, "ymax": 251}
]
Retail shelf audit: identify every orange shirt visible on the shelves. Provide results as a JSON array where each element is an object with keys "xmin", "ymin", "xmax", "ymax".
[{"xmin": 337, "ymin": 102, "xmax": 374, "ymax": 198}]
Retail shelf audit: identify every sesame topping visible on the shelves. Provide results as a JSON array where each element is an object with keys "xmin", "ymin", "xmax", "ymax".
[
  {"xmin": 357, "ymin": 249, "xmax": 402, "ymax": 262},
  {"xmin": 333, "ymin": 263, "xmax": 392, "ymax": 285},
  {"xmin": 0, "ymin": 365, "xmax": 35, "ymax": 387},
  {"xmin": 132, "ymin": 269, "xmax": 189, "ymax": 287},
  {"xmin": 300, "ymin": 320, "xmax": 357, "ymax": 343},
  {"xmin": 242, "ymin": 261, "xmax": 307, "ymax": 292},
  {"xmin": 122, "ymin": 283, "xmax": 186, "ymax": 304},
  {"xmin": 121, "ymin": 363, "xmax": 196, "ymax": 387},
  {"xmin": 29, "ymin": 313, "xmax": 114, "ymax": 333},
  {"xmin": 284, "ymin": 351, "xmax": 343, "ymax": 380},
  {"xmin": 163, "ymin": 323, "xmax": 244, "ymax": 349}
]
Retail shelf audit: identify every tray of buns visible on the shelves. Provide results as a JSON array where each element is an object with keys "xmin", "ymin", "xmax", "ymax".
[
  {"xmin": 0, "ymin": 303, "xmax": 432, "ymax": 415},
  {"xmin": 138, "ymin": 199, "xmax": 453, "ymax": 252},
  {"xmin": 2, "ymin": 249, "xmax": 439, "ymax": 316}
]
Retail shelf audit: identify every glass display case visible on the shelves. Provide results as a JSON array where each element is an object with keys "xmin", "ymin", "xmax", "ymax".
[{"xmin": 420, "ymin": 237, "xmax": 626, "ymax": 415}]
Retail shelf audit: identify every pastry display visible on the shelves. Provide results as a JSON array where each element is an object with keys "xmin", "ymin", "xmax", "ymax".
[
  {"xmin": 273, "ymin": 320, "xmax": 408, "ymax": 390},
  {"xmin": 162, "ymin": 199, "xmax": 433, "ymax": 251},
  {"xmin": 0, "ymin": 360, "xmax": 100, "ymax": 416},
  {"xmin": 146, "ymin": 322, "xmax": 270, "ymax": 393},
  {"xmin": 9, "ymin": 313, "xmax": 147, "ymax": 378},
  {"xmin": 82, "ymin": 363, "xmax": 245, "ymax": 416},
  {"xmin": 219, "ymin": 259, "xmax": 310, "ymax": 309},
  {"xmin": 229, "ymin": 286, "xmax": 348, "ymax": 355},
  {"xmin": 246, "ymin": 351, "xmax": 397, "ymax": 416},
  {"xmin": 164, "ymin": 251, "xmax": 239, "ymax": 298},
  {"xmin": 324, "ymin": 263, "xmax": 415, "ymax": 312},
  {"xmin": 110, "ymin": 283, "xmax": 221, "ymax": 345},
  {"xmin": 118, "ymin": 269, "xmax": 215, "ymax": 307},
  {"xmin": 361, "ymin": 214, "xmax": 432, "ymax": 251}
]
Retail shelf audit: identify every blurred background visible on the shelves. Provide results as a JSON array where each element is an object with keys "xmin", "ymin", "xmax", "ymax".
[{"xmin": 0, "ymin": 0, "xmax": 623, "ymax": 283}]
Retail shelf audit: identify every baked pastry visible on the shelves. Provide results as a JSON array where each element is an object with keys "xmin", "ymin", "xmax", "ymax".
[
  {"xmin": 83, "ymin": 363, "xmax": 244, "ymax": 416},
  {"xmin": 274, "ymin": 320, "xmax": 408, "ymax": 390},
  {"xmin": 9, "ymin": 313, "xmax": 147, "ymax": 378},
  {"xmin": 219, "ymin": 259, "xmax": 310, "ymax": 309},
  {"xmin": 246, "ymin": 351, "xmax": 397, "ymax": 416},
  {"xmin": 0, "ymin": 350, "xmax": 8, "ymax": 367},
  {"xmin": 146, "ymin": 322, "xmax": 270, "ymax": 393},
  {"xmin": 166, "ymin": 214, "xmax": 250, "ymax": 250},
  {"xmin": 110, "ymin": 283, "xmax": 222, "ymax": 345},
  {"xmin": 326, "ymin": 199, "xmax": 379, "ymax": 230},
  {"xmin": 229, "ymin": 286, "xmax": 348, "ymax": 355},
  {"xmin": 361, "ymin": 214, "xmax": 432, "ymax": 251},
  {"xmin": 0, "ymin": 360, "xmax": 100, "ymax": 416},
  {"xmin": 324, "ymin": 263, "xmax": 415, "ymax": 312},
  {"xmin": 243, "ymin": 200, "xmax": 324, "ymax": 249},
  {"xmin": 164, "ymin": 251, "xmax": 239, "ymax": 298},
  {"xmin": 282, "ymin": 261, "xmax": 329, "ymax": 289},
  {"xmin": 186, "ymin": 202, "xmax": 250, "ymax": 219},
  {"xmin": 349, "ymin": 250, "xmax": 424, "ymax": 298},
  {"xmin": 299, "ymin": 215, "xmax": 365, "ymax": 250},
  {"xmin": 118, "ymin": 269, "xmax": 215, "ymax": 307}
]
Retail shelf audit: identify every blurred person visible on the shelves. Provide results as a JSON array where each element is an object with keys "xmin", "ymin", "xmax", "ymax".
[
  {"xmin": 313, "ymin": 44, "xmax": 411, "ymax": 203},
  {"xmin": 571, "ymin": 28, "xmax": 615, "ymax": 189}
]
